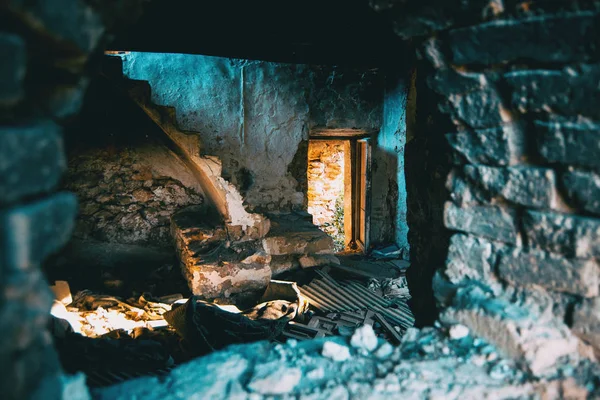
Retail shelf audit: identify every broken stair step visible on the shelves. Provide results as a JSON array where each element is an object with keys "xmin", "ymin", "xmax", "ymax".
[
  {"xmin": 262, "ymin": 232, "xmax": 335, "ymax": 256},
  {"xmin": 263, "ymin": 212, "xmax": 335, "ymax": 256},
  {"xmin": 177, "ymin": 239, "xmax": 272, "ymax": 300}
]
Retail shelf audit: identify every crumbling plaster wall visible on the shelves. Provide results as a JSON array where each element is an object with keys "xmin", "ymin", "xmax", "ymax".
[
  {"xmin": 370, "ymin": 71, "xmax": 410, "ymax": 253},
  {"xmin": 120, "ymin": 53, "xmax": 384, "ymax": 212}
]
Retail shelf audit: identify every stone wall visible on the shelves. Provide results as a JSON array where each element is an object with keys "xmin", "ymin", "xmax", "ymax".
[
  {"xmin": 119, "ymin": 53, "xmax": 384, "ymax": 213},
  {"xmin": 64, "ymin": 146, "xmax": 204, "ymax": 248},
  {"xmin": 372, "ymin": 0, "xmax": 600, "ymax": 375},
  {"xmin": 307, "ymin": 140, "xmax": 347, "ymax": 249},
  {"xmin": 61, "ymin": 75, "xmax": 205, "ymax": 249},
  {"xmin": 0, "ymin": 1, "xmax": 145, "ymax": 399}
]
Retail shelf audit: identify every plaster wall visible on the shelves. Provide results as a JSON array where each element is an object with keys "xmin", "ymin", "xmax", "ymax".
[
  {"xmin": 121, "ymin": 53, "xmax": 383, "ymax": 212},
  {"xmin": 370, "ymin": 72, "xmax": 410, "ymax": 254}
]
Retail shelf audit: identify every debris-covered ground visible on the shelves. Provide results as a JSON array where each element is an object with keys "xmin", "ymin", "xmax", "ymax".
[{"xmin": 58, "ymin": 320, "xmax": 596, "ymax": 400}]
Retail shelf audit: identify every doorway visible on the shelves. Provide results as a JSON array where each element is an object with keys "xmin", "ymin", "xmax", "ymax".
[{"xmin": 307, "ymin": 133, "xmax": 371, "ymax": 253}]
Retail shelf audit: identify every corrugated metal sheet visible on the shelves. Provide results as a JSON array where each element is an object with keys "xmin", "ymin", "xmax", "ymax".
[{"xmin": 299, "ymin": 270, "xmax": 414, "ymax": 331}]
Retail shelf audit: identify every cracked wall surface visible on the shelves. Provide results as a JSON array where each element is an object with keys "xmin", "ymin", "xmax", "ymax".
[{"xmin": 121, "ymin": 53, "xmax": 384, "ymax": 213}]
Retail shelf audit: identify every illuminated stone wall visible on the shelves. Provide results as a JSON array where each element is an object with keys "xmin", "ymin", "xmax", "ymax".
[{"xmin": 307, "ymin": 140, "xmax": 347, "ymax": 248}]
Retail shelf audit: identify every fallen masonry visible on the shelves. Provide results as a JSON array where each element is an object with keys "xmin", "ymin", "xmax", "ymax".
[{"xmin": 90, "ymin": 321, "xmax": 600, "ymax": 399}]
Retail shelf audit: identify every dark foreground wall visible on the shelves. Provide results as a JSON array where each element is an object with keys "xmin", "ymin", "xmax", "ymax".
[{"xmin": 373, "ymin": 0, "xmax": 600, "ymax": 374}]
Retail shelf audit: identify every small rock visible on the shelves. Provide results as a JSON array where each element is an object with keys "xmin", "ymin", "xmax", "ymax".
[
  {"xmin": 350, "ymin": 324, "xmax": 378, "ymax": 352},
  {"xmin": 306, "ymin": 367, "xmax": 325, "ymax": 380},
  {"xmin": 247, "ymin": 366, "xmax": 301, "ymax": 395},
  {"xmin": 322, "ymin": 341, "xmax": 351, "ymax": 362},
  {"xmin": 401, "ymin": 327, "xmax": 420, "ymax": 343},
  {"xmin": 449, "ymin": 324, "xmax": 470, "ymax": 340},
  {"xmin": 374, "ymin": 342, "xmax": 394, "ymax": 359}
]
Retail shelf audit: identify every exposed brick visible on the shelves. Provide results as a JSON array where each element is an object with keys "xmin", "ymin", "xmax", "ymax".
[
  {"xmin": 572, "ymin": 298, "xmax": 600, "ymax": 352},
  {"xmin": 7, "ymin": 0, "xmax": 105, "ymax": 55},
  {"xmin": 534, "ymin": 120, "xmax": 600, "ymax": 169},
  {"xmin": 445, "ymin": 234, "xmax": 502, "ymax": 288},
  {"xmin": 563, "ymin": 169, "xmax": 600, "ymax": 215},
  {"xmin": 497, "ymin": 247, "xmax": 599, "ymax": 297},
  {"xmin": 1, "ymin": 192, "xmax": 77, "ymax": 271},
  {"xmin": 505, "ymin": 64, "xmax": 600, "ymax": 120},
  {"xmin": 0, "ymin": 121, "xmax": 67, "ymax": 205},
  {"xmin": 444, "ymin": 202, "xmax": 518, "ymax": 244},
  {"xmin": 463, "ymin": 165, "xmax": 560, "ymax": 209},
  {"xmin": 445, "ymin": 122, "xmax": 525, "ymax": 166},
  {"xmin": 523, "ymin": 210, "xmax": 600, "ymax": 258},
  {"xmin": 448, "ymin": 12, "xmax": 600, "ymax": 65},
  {"xmin": 0, "ymin": 33, "xmax": 26, "ymax": 107}
]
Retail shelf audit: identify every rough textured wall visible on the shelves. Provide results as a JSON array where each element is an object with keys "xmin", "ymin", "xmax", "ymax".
[
  {"xmin": 121, "ymin": 53, "xmax": 383, "ymax": 212},
  {"xmin": 372, "ymin": 0, "xmax": 600, "ymax": 375},
  {"xmin": 0, "ymin": 1, "xmax": 145, "ymax": 399},
  {"xmin": 370, "ymin": 71, "xmax": 410, "ymax": 252},
  {"xmin": 307, "ymin": 141, "xmax": 346, "ymax": 249},
  {"xmin": 61, "ymin": 75, "xmax": 205, "ymax": 249},
  {"xmin": 65, "ymin": 145, "xmax": 204, "ymax": 248}
]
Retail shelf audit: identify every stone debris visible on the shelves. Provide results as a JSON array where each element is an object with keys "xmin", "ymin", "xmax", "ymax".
[
  {"xmin": 322, "ymin": 341, "xmax": 352, "ymax": 362},
  {"xmin": 449, "ymin": 324, "xmax": 470, "ymax": 340},
  {"xmin": 247, "ymin": 364, "xmax": 302, "ymax": 395},
  {"xmin": 94, "ymin": 320, "xmax": 600, "ymax": 400},
  {"xmin": 350, "ymin": 324, "xmax": 379, "ymax": 352}
]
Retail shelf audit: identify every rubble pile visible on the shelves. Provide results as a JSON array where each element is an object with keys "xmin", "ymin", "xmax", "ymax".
[
  {"xmin": 92, "ymin": 319, "xmax": 600, "ymax": 400},
  {"xmin": 49, "ymin": 260, "xmax": 414, "ymax": 389}
]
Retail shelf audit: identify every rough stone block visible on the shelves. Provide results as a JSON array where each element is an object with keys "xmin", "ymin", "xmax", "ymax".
[
  {"xmin": 523, "ymin": 210, "xmax": 600, "ymax": 258},
  {"xmin": 263, "ymin": 213, "xmax": 334, "ymax": 256},
  {"xmin": 445, "ymin": 123, "xmax": 525, "ymax": 166},
  {"xmin": 170, "ymin": 206, "xmax": 227, "ymax": 250},
  {"xmin": 563, "ymin": 169, "xmax": 600, "ymax": 215},
  {"xmin": 1, "ymin": 192, "xmax": 78, "ymax": 271},
  {"xmin": 572, "ymin": 298, "xmax": 600, "ymax": 352},
  {"xmin": 0, "ymin": 268, "xmax": 55, "ymax": 351},
  {"xmin": 427, "ymin": 68, "xmax": 485, "ymax": 97},
  {"xmin": 39, "ymin": 78, "xmax": 90, "ymax": 120},
  {"xmin": 299, "ymin": 254, "xmax": 340, "ymax": 269},
  {"xmin": 534, "ymin": 120, "xmax": 600, "ymax": 169},
  {"xmin": 0, "ymin": 33, "xmax": 26, "ymax": 106},
  {"xmin": 505, "ymin": 64, "xmax": 600, "ymax": 120},
  {"xmin": 497, "ymin": 247, "xmax": 599, "ymax": 297},
  {"xmin": 170, "ymin": 206, "xmax": 272, "ymax": 300},
  {"xmin": 443, "ymin": 286, "xmax": 581, "ymax": 376},
  {"xmin": 269, "ymin": 255, "xmax": 299, "ymax": 277},
  {"xmin": 445, "ymin": 234, "xmax": 502, "ymax": 288},
  {"xmin": 463, "ymin": 165, "xmax": 560, "ymax": 209},
  {"xmin": 0, "ymin": 121, "xmax": 66, "ymax": 205},
  {"xmin": 444, "ymin": 202, "xmax": 518, "ymax": 244},
  {"xmin": 7, "ymin": 0, "xmax": 105, "ymax": 54},
  {"xmin": 180, "ymin": 245, "xmax": 272, "ymax": 301},
  {"xmin": 448, "ymin": 12, "xmax": 600, "ymax": 65},
  {"xmin": 438, "ymin": 73, "xmax": 508, "ymax": 129}
]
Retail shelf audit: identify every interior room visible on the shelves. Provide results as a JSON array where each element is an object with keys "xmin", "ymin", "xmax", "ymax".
[{"xmin": 2, "ymin": 1, "xmax": 600, "ymax": 399}]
